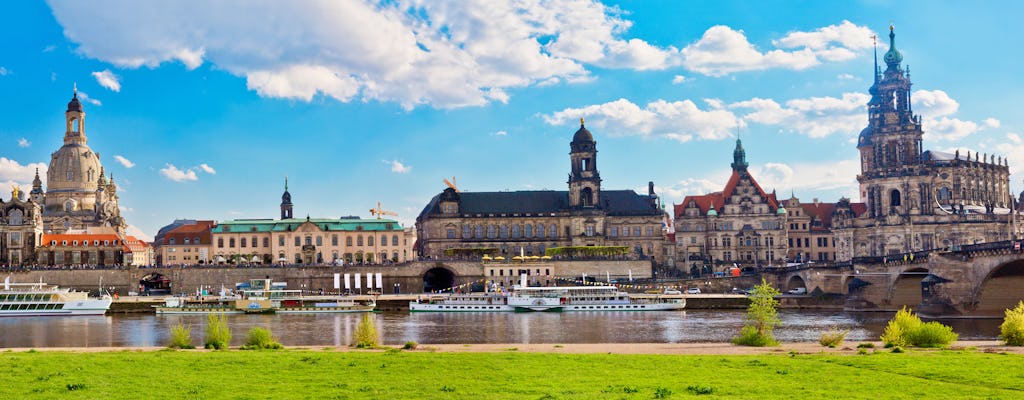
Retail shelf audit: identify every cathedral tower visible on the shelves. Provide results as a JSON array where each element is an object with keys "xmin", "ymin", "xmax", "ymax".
[
  {"xmin": 568, "ymin": 118, "xmax": 601, "ymax": 208},
  {"xmin": 280, "ymin": 178, "xmax": 293, "ymax": 219}
]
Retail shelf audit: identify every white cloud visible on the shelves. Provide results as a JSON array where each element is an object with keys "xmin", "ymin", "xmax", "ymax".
[
  {"xmin": 912, "ymin": 89, "xmax": 958, "ymax": 117},
  {"xmin": 92, "ymin": 69, "xmax": 121, "ymax": 92},
  {"xmin": 387, "ymin": 160, "xmax": 411, "ymax": 174},
  {"xmin": 731, "ymin": 92, "xmax": 869, "ymax": 138},
  {"xmin": 681, "ymin": 21, "xmax": 873, "ymax": 76},
  {"xmin": 983, "ymin": 118, "xmax": 1001, "ymax": 129},
  {"xmin": 751, "ymin": 159, "xmax": 860, "ymax": 196},
  {"xmin": 76, "ymin": 91, "xmax": 101, "ymax": 106},
  {"xmin": 837, "ymin": 73, "xmax": 855, "ymax": 80},
  {"xmin": 17, "ymin": 138, "xmax": 30, "ymax": 148},
  {"xmin": 0, "ymin": 67, "xmax": 8, "ymax": 76},
  {"xmin": 42, "ymin": 45, "xmax": 56, "ymax": 53},
  {"xmin": 671, "ymin": 75, "xmax": 687, "ymax": 84},
  {"xmin": 199, "ymin": 163, "xmax": 216, "ymax": 174},
  {"xmin": 113, "ymin": 155, "xmax": 135, "ymax": 168},
  {"xmin": 495, "ymin": 130, "xmax": 508, "ymax": 136},
  {"xmin": 544, "ymin": 98, "xmax": 741, "ymax": 142},
  {"xmin": 159, "ymin": 164, "xmax": 198, "ymax": 182},
  {"xmin": 0, "ymin": 158, "xmax": 47, "ymax": 197},
  {"xmin": 125, "ymin": 224, "xmax": 153, "ymax": 242}
]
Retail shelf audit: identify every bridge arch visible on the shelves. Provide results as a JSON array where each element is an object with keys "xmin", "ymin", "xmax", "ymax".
[
  {"xmin": 422, "ymin": 267, "xmax": 456, "ymax": 293},
  {"xmin": 785, "ymin": 276, "xmax": 806, "ymax": 292},
  {"xmin": 890, "ymin": 267, "xmax": 928, "ymax": 311},
  {"xmin": 976, "ymin": 259, "xmax": 1024, "ymax": 317}
]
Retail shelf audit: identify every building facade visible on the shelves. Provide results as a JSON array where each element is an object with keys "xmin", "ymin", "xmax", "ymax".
[
  {"xmin": 416, "ymin": 120, "xmax": 668, "ymax": 264},
  {"xmin": 674, "ymin": 139, "xmax": 789, "ymax": 271},
  {"xmin": 834, "ymin": 27, "xmax": 1019, "ymax": 258},
  {"xmin": 35, "ymin": 230, "xmax": 149, "ymax": 267},
  {"xmin": 154, "ymin": 220, "xmax": 215, "ymax": 266},
  {"xmin": 35, "ymin": 88, "xmax": 126, "ymax": 235},
  {"xmin": 210, "ymin": 183, "xmax": 415, "ymax": 265},
  {"xmin": 0, "ymin": 187, "xmax": 44, "ymax": 266}
]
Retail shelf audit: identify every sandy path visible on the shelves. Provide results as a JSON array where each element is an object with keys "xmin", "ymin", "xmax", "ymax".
[{"xmin": 4, "ymin": 341, "xmax": 1021, "ymax": 355}]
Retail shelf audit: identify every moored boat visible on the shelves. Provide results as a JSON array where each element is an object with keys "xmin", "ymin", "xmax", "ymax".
[
  {"xmin": 410, "ymin": 283, "xmax": 685, "ymax": 312},
  {"xmin": 154, "ymin": 278, "xmax": 374, "ymax": 314},
  {"xmin": 0, "ymin": 278, "xmax": 111, "ymax": 317}
]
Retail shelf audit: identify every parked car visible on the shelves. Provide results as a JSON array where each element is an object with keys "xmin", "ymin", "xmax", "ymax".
[
  {"xmin": 663, "ymin": 289, "xmax": 682, "ymax": 295},
  {"xmin": 686, "ymin": 287, "xmax": 701, "ymax": 294},
  {"xmin": 787, "ymin": 287, "xmax": 807, "ymax": 295}
]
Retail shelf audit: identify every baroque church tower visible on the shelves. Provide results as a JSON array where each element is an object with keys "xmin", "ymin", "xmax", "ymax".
[
  {"xmin": 280, "ymin": 178, "xmax": 293, "ymax": 219},
  {"xmin": 568, "ymin": 118, "xmax": 601, "ymax": 208},
  {"xmin": 41, "ymin": 87, "xmax": 125, "ymax": 234}
]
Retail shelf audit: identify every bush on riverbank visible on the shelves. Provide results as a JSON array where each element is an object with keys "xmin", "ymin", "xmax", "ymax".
[
  {"xmin": 733, "ymin": 279, "xmax": 780, "ymax": 347},
  {"xmin": 241, "ymin": 327, "xmax": 282, "ymax": 350},
  {"xmin": 168, "ymin": 323, "xmax": 194, "ymax": 349},
  {"xmin": 881, "ymin": 307, "xmax": 957, "ymax": 348},
  {"xmin": 204, "ymin": 313, "xmax": 232, "ymax": 350},
  {"xmin": 1000, "ymin": 301, "xmax": 1024, "ymax": 346},
  {"xmin": 818, "ymin": 327, "xmax": 848, "ymax": 348},
  {"xmin": 352, "ymin": 313, "xmax": 379, "ymax": 348}
]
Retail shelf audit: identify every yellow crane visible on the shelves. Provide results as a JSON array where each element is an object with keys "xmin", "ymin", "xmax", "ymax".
[
  {"xmin": 369, "ymin": 201, "xmax": 398, "ymax": 219},
  {"xmin": 443, "ymin": 176, "xmax": 460, "ymax": 192}
]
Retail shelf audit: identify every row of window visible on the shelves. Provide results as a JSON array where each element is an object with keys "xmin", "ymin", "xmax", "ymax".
[
  {"xmin": 166, "ymin": 237, "xmax": 201, "ymax": 245},
  {"xmin": 49, "ymin": 239, "xmax": 118, "ymax": 247},
  {"xmin": 454, "ymin": 224, "xmax": 560, "ymax": 240},
  {"xmin": 215, "ymin": 234, "xmax": 402, "ymax": 249}
]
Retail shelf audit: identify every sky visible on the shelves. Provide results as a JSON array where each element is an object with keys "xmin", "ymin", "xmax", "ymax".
[{"xmin": 2, "ymin": 1, "xmax": 1023, "ymax": 242}]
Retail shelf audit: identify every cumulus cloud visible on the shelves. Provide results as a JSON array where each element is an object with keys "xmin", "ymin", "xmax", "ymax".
[
  {"xmin": 49, "ymin": 3, "xmax": 873, "ymax": 108},
  {"xmin": 387, "ymin": 160, "xmax": 411, "ymax": 174},
  {"xmin": 731, "ymin": 92, "xmax": 869, "ymax": 138},
  {"xmin": 0, "ymin": 158, "xmax": 47, "ymax": 197},
  {"xmin": 837, "ymin": 73, "xmax": 855, "ymax": 80},
  {"xmin": 671, "ymin": 75, "xmax": 687, "ymax": 84},
  {"xmin": 751, "ymin": 159, "xmax": 860, "ymax": 196},
  {"xmin": 159, "ymin": 164, "xmax": 198, "ymax": 182},
  {"xmin": 681, "ymin": 21, "xmax": 873, "ymax": 76},
  {"xmin": 199, "ymin": 163, "xmax": 216, "ymax": 174},
  {"xmin": 912, "ymin": 90, "xmax": 998, "ymax": 142},
  {"xmin": 544, "ymin": 98, "xmax": 742, "ymax": 142},
  {"xmin": 913, "ymin": 89, "xmax": 958, "ymax": 117},
  {"xmin": 125, "ymin": 224, "xmax": 153, "ymax": 242},
  {"xmin": 92, "ymin": 69, "xmax": 121, "ymax": 92},
  {"xmin": 495, "ymin": 130, "xmax": 508, "ymax": 136},
  {"xmin": 113, "ymin": 155, "xmax": 135, "ymax": 168},
  {"xmin": 17, "ymin": 138, "xmax": 30, "ymax": 148}
]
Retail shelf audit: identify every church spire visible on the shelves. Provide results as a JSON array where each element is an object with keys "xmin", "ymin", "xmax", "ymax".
[
  {"xmin": 731, "ymin": 138, "xmax": 748, "ymax": 172},
  {"xmin": 883, "ymin": 24, "xmax": 903, "ymax": 71},
  {"xmin": 280, "ymin": 176, "xmax": 293, "ymax": 219}
]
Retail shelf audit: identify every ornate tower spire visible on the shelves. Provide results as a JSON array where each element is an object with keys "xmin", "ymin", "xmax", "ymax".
[
  {"xmin": 568, "ymin": 118, "xmax": 601, "ymax": 208},
  {"xmin": 280, "ymin": 176, "xmax": 293, "ymax": 219},
  {"xmin": 64, "ymin": 85, "xmax": 86, "ymax": 146},
  {"xmin": 883, "ymin": 24, "xmax": 903, "ymax": 71},
  {"xmin": 731, "ymin": 138, "xmax": 748, "ymax": 172}
]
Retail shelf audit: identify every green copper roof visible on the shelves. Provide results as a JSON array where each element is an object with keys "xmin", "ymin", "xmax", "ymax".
[
  {"xmin": 883, "ymin": 25, "xmax": 903, "ymax": 68},
  {"xmin": 211, "ymin": 217, "xmax": 402, "ymax": 233}
]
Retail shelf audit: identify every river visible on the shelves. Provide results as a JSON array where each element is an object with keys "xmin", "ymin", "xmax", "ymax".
[{"xmin": 0, "ymin": 310, "xmax": 1004, "ymax": 348}]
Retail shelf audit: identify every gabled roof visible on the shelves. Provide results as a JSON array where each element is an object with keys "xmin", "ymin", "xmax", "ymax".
[
  {"xmin": 676, "ymin": 192, "xmax": 724, "ymax": 218},
  {"xmin": 721, "ymin": 169, "xmax": 779, "ymax": 210}
]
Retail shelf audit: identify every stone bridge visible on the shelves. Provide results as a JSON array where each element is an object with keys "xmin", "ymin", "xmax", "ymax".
[
  {"xmin": 765, "ymin": 240, "xmax": 1024, "ymax": 316},
  {"xmin": 3, "ymin": 259, "xmax": 652, "ymax": 295}
]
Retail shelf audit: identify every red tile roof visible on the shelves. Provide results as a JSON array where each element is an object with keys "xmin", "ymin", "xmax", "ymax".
[{"xmin": 674, "ymin": 170, "xmax": 778, "ymax": 218}]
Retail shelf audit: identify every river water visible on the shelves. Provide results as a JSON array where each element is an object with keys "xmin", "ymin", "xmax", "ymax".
[{"xmin": 0, "ymin": 310, "xmax": 1004, "ymax": 348}]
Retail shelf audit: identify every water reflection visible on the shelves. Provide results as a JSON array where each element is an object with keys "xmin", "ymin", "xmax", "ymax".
[{"xmin": 0, "ymin": 310, "xmax": 1006, "ymax": 348}]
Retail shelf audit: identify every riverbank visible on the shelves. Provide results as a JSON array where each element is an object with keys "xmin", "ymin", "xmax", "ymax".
[{"xmin": 3, "ymin": 343, "xmax": 1023, "ymax": 399}]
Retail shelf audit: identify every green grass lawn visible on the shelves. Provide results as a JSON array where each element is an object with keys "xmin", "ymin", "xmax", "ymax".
[{"xmin": 2, "ymin": 348, "xmax": 1023, "ymax": 399}]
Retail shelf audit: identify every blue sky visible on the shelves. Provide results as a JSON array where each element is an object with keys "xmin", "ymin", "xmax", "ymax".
[{"xmin": 2, "ymin": 1, "xmax": 1022, "ymax": 241}]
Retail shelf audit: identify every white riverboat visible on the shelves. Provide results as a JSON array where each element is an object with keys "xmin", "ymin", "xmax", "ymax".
[
  {"xmin": 0, "ymin": 278, "xmax": 111, "ymax": 317},
  {"xmin": 155, "ymin": 279, "xmax": 374, "ymax": 314},
  {"xmin": 410, "ymin": 284, "xmax": 685, "ymax": 312}
]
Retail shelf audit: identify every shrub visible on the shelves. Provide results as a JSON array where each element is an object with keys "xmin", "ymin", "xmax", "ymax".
[
  {"xmin": 168, "ymin": 323, "xmax": 195, "ymax": 349},
  {"xmin": 819, "ymin": 327, "xmax": 848, "ymax": 348},
  {"xmin": 1000, "ymin": 301, "xmax": 1024, "ymax": 346},
  {"xmin": 204, "ymin": 313, "xmax": 232, "ymax": 350},
  {"xmin": 403, "ymin": 341, "xmax": 418, "ymax": 350},
  {"xmin": 733, "ymin": 278, "xmax": 781, "ymax": 347},
  {"xmin": 856, "ymin": 342, "xmax": 875, "ymax": 349},
  {"xmin": 352, "ymin": 313, "xmax": 379, "ymax": 348},
  {"xmin": 241, "ymin": 327, "xmax": 283, "ymax": 350},
  {"xmin": 909, "ymin": 321, "xmax": 958, "ymax": 348},
  {"xmin": 880, "ymin": 306, "xmax": 957, "ymax": 348}
]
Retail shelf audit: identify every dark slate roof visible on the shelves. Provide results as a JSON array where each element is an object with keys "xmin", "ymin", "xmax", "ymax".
[{"xmin": 418, "ymin": 189, "xmax": 659, "ymax": 220}]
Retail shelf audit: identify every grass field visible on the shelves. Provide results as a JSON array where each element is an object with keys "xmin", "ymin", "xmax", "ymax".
[{"xmin": 2, "ymin": 348, "xmax": 1023, "ymax": 399}]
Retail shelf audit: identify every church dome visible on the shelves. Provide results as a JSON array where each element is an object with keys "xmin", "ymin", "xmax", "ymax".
[
  {"xmin": 883, "ymin": 26, "xmax": 903, "ymax": 68},
  {"xmin": 572, "ymin": 118, "xmax": 594, "ymax": 143},
  {"xmin": 858, "ymin": 126, "xmax": 873, "ymax": 146},
  {"xmin": 67, "ymin": 93, "xmax": 82, "ymax": 112},
  {"xmin": 47, "ymin": 143, "xmax": 102, "ymax": 193}
]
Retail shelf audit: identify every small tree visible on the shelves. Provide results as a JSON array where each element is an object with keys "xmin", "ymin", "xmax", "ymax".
[
  {"xmin": 204, "ymin": 313, "xmax": 232, "ymax": 350},
  {"xmin": 352, "ymin": 313, "xmax": 380, "ymax": 348},
  {"xmin": 1001, "ymin": 301, "xmax": 1024, "ymax": 346},
  {"xmin": 733, "ymin": 278, "xmax": 781, "ymax": 346}
]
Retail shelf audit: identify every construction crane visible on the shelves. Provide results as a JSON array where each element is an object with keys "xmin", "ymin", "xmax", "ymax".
[
  {"xmin": 443, "ymin": 176, "xmax": 460, "ymax": 192},
  {"xmin": 369, "ymin": 201, "xmax": 398, "ymax": 219}
]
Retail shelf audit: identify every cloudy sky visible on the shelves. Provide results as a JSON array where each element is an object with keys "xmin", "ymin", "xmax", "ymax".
[{"xmin": 1, "ymin": 1, "xmax": 1021, "ymax": 241}]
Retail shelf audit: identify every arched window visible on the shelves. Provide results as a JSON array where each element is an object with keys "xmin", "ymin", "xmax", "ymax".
[
  {"xmin": 890, "ymin": 189, "xmax": 902, "ymax": 207},
  {"xmin": 581, "ymin": 187, "xmax": 593, "ymax": 207},
  {"xmin": 240, "ymin": 238, "xmax": 246, "ymax": 247},
  {"xmin": 474, "ymin": 225, "xmax": 483, "ymax": 239},
  {"xmin": 392, "ymin": 235, "xmax": 399, "ymax": 246},
  {"xmin": 316, "ymin": 236, "xmax": 323, "ymax": 246},
  {"xmin": 229, "ymin": 238, "xmax": 235, "ymax": 248},
  {"xmin": 252, "ymin": 236, "xmax": 258, "ymax": 247},
  {"xmin": 346, "ymin": 236, "xmax": 353, "ymax": 246},
  {"xmin": 487, "ymin": 225, "xmax": 497, "ymax": 239},
  {"xmin": 512, "ymin": 225, "xmax": 521, "ymax": 238},
  {"xmin": 305, "ymin": 236, "xmax": 312, "ymax": 246},
  {"xmin": 64, "ymin": 200, "xmax": 75, "ymax": 212},
  {"xmin": 937, "ymin": 187, "xmax": 952, "ymax": 201},
  {"xmin": 381, "ymin": 235, "xmax": 387, "ymax": 246},
  {"xmin": 87, "ymin": 169, "xmax": 94, "ymax": 182},
  {"xmin": 525, "ymin": 224, "xmax": 533, "ymax": 238},
  {"xmin": 368, "ymin": 235, "xmax": 374, "ymax": 246},
  {"xmin": 263, "ymin": 237, "xmax": 269, "ymax": 248},
  {"xmin": 66, "ymin": 169, "xmax": 73, "ymax": 181},
  {"xmin": 549, "ymin": 224, "xmax": 557, "ymax": 238},
  {"xmin": 357, "ymin": 235, "xmax": 364, "ymax": 246},
  {"xmin": 8, "ymin": 209, "xmax": 23, "ymax": 225},
  {"xmin": 217, "ymin": 238, "xmax": 223, "ymax": 248},
  {"xmin": 534, "ymin": 224, "xmax": 543, "ymax": 238}
]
